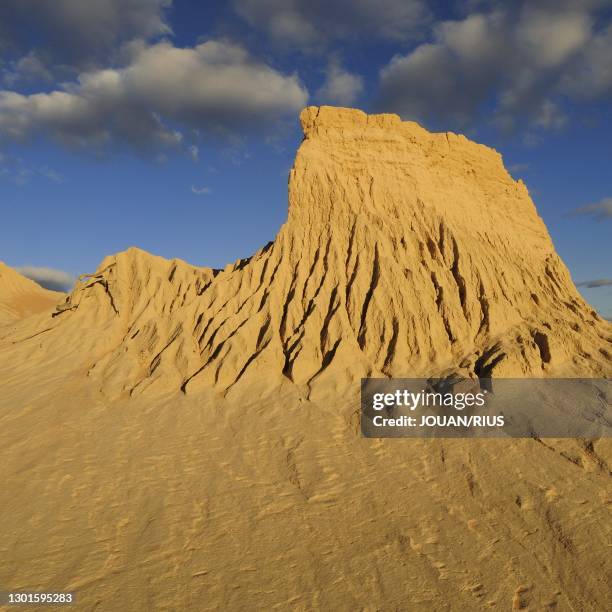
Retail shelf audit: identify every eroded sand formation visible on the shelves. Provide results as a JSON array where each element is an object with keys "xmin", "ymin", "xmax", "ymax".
[{"xmin": 0, "ymin": 107, "xmax": 610, "ymax": 611}]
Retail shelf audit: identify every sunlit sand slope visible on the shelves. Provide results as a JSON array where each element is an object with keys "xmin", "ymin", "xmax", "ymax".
[{"xmin": 0, "ymin": 262, "xmax": 64, "ymax": 326}]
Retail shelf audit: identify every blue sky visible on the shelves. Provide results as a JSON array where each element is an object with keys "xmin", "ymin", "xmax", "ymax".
[{"xmin": 0, "ymin": 0, "xmax": 610, "ymax": 317}]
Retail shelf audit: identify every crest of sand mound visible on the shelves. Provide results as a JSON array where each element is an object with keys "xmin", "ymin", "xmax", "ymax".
[{"xmin": 0, "ymin": 262, "xmax": 64, "ymax": 326}]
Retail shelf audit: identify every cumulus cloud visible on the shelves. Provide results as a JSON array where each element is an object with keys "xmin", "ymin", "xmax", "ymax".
[
  {"xmin": 378, "ymin": 12, "xmax": 510, "ymax": 126},
  {"xmin": 376, "ymin": 2, "xmax": 612, "ymax": 131},
  {"xmin": 0, "ymin": 40, "xmax": 309, "ymax": 153},
  {"xmin": 569, "ymin": 197, "xmax": 612, "ymax": 220},
  {"xmin": 233, "ymin": 0, "xmax": 430, "ymax": 49},
  {"xmin": 15, "ymin": 266, "xmax": 74, "ymax": 292},
  {"xmin": 516, "ymin": 5, "xmax": 592, "ymax": 69},
  {"xmin": 577, "ymin": 278, "xmax": 612, "ymax": 288},
  {"xmin": 316, "ymin": 59, "xmax": 363, "ymax": 106},
  {"xmin": 0, "ymin": 0, "xmax": 172, "ymax": 74},
  {"xmin": 561, "ymin": 22, "xmax": 612, "ymax": 99}
]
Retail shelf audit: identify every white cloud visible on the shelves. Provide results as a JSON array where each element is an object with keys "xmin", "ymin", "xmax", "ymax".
[
  {"xmin": 561, "ymin": 23, "xmax": 612, "ymax": 99},
  {"xmin": 376, "ymin": 2, "xmax": 612, "ymax": 132},
  {"xmin": 516, "ymin": 7, "xmax": 592, "ymax": 68},
  {"xmin": 570, "ymin": 197, "xmax": 612, "ymax": 220},
  {"xmin": 378, "ymin": 11, "xmax": 509, "ymax": 126},
  {"xmin": 316, "ymin": 59, "xmax": 363, "ymax": 106},
  {"xmin": 0, "ymin": 40, "xmax": 309, "ymax": 153},
  {"xmin": 191, "ymin": 185, "xmax": 211, "ymax": 195},
  {"xmin": 15, "ymin": 266, "xmax": 74, "ymax": 292}
]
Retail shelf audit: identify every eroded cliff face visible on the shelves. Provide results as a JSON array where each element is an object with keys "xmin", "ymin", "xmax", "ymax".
[{"xmin": 1, "ymin": 106, "xmax": 610, "ymax": 401}]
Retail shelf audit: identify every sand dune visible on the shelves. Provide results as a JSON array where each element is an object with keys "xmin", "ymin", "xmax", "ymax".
[
  {"xmin": 0, "ymin": 107, "xmax": 610, "ymax": 611},
  {"xmin": 0, "ymin": 262, "xmax": 64, "ymax": 326}
]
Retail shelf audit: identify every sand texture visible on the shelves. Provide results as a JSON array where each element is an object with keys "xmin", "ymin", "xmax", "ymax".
[
  {"xmin": 0, "ymin": 262, "xmax": 64, "ymax": 326},
  {"xmin": 0, "ymin": 106, "xmax": 610, "ymax": 611}
]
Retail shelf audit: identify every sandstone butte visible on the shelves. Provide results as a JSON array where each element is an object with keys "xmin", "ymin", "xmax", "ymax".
[{"xmin": 0, "ymin": 106, "xmax": 610, "ymax": 611}]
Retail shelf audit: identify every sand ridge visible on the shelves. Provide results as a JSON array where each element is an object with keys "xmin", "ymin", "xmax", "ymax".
[{"xmin": 0, "ymin": 262, "xmax": 64, "ymax": 326}]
